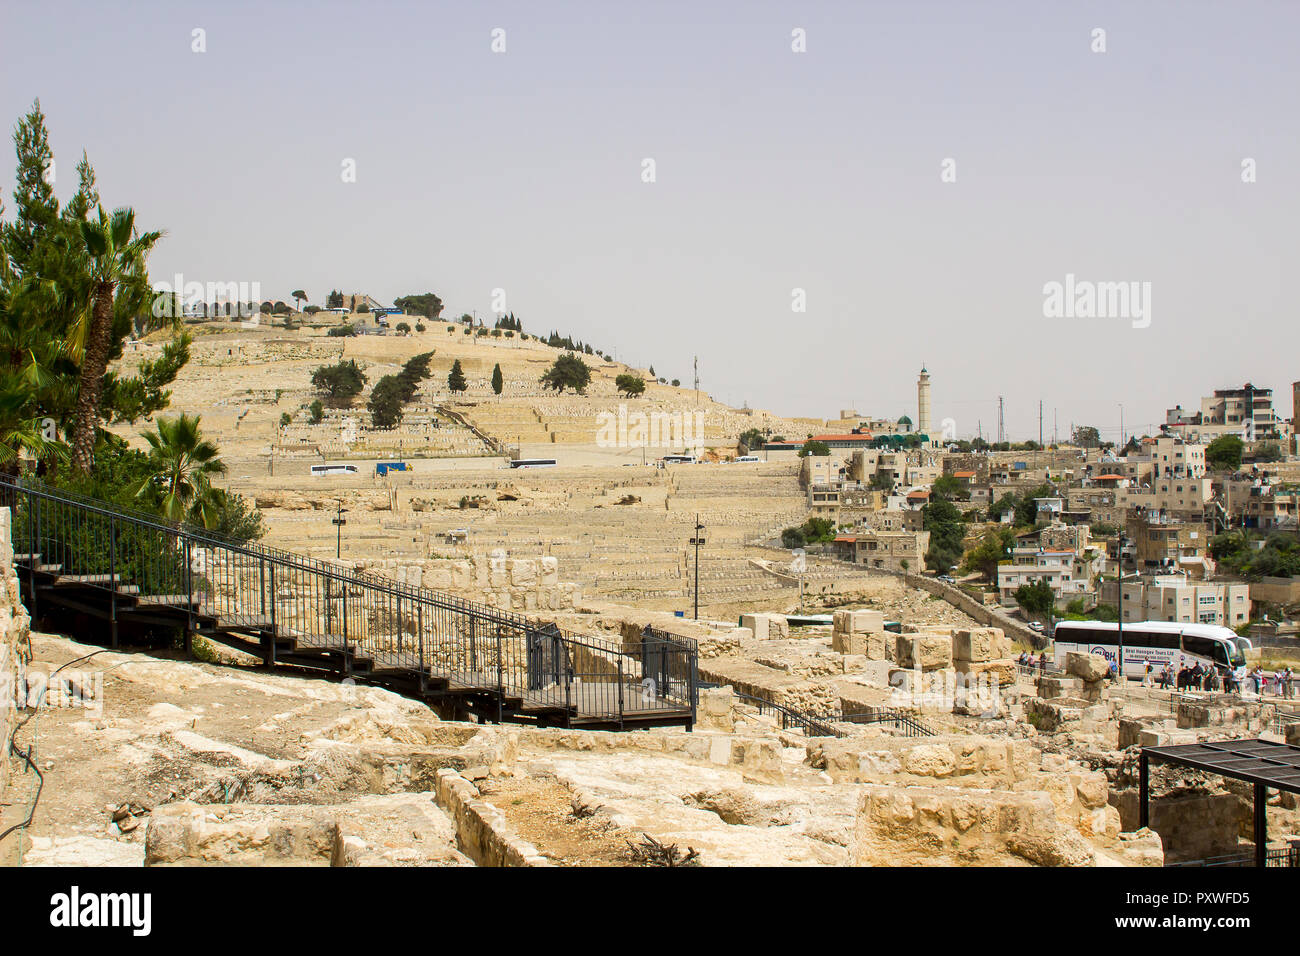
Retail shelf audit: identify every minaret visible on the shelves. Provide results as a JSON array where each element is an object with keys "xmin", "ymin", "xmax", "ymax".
[{"xmin": 917, "ymin": 366, "xmax": 931, "ymax": 437}]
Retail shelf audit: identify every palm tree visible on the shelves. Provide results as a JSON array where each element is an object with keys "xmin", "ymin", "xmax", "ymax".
[
  {"xmin": 134, "ymin": 414, "xmax": 227, "ymax": 527},
  {"xmin": 69, "ymin": 206, "xmax": 161, "ymax": 474}
]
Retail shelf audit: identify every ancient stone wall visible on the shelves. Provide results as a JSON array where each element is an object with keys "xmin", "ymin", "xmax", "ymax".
[{"xmin": 1, "ymin": 507, "xmax": 32, "ymax": 797}]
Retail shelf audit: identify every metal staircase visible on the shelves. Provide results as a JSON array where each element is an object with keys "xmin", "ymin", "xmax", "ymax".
[{"xmin": 1, "ymin": 477, "xmax": 697, "ymax": 731}]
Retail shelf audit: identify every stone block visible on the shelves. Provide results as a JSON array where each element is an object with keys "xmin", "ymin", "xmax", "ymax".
[
  {"xmin": 895, "ymin": 634, "xmax": 952, "ymax": 671},
  {"xmin": 953, "ymin": 628, "xmax": 1005, "ymax": 663},
  {"xmin": 1065, "ymin": 652, "xmax": 1109, "ymax": 682}
]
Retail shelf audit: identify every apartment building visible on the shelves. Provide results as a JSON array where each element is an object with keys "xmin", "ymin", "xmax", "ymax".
[
  {"xmin": 1165, "ymin": 384, "xmax": 1281, "ymax": 442},
  {"xmin": 833, "ymin": 530, "xmax": 930, "ymax": 572},
  {"xmin": 1119, "ymin": 575, "xmax": 1250, "ymax": 627},
  {"xmin": 1117, "ymin": 437, "xmax": 1207, "ymax": 484},
  {"xmin": 1125, "ymin": 509, "xmax": 1209, "ymax": 573},
  {"xmin": 997, "ymin": 550, "xmax": 1091, "ymax": 606},
  {"xmin": 1222, "ymin": 476, "xmax": 1300, "ymax": 530}
]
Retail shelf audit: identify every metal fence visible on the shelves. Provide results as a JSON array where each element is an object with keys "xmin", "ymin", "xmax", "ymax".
[
  {"xmin": 1166, "ymin": 845, "xmax": 1300, "ymax": 868},
  {"xmin": 0, "ymin": 476, "xmax": 697, "ymax": 728}
]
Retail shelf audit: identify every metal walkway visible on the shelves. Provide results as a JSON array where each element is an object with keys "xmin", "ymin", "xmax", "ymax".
[{"xmin": 1, "ymin": 477, "xmax": 697, "ymax": 731}]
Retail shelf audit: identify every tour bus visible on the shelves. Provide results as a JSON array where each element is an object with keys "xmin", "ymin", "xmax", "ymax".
[
  {"xmin": 1052, "ymin": 620, "xmax": 1247, "ymax": 681},
  {"xmin": 661, "ymin": 454, "xmax": 697, "ymax": 464},
  {"xmin": 310, "ymin": 463, "xmax": 358, "ymax": 477},
  {"xmin": 734, "ymin": 455, "xmax": 760, "ymax": 463},
  {"xmin": 509, "ymin": 458, "xmax": 557, "ymax": 469}
]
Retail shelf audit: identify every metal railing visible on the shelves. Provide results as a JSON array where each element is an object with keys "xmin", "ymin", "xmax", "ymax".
[
  {"xmin": 0, "ymin": 476, "xmax": 697, "ymax": 728},
  {"xmin": 837, "ymin": 708, "xmax": 939, "ymax": 737},
  {"xmin": 1166, "ymin": 846, "xmax": 1300, "ymax": 868},
  {"xmin": 734, "ymin": 692, "xmax": 843, "ymax": 737}
]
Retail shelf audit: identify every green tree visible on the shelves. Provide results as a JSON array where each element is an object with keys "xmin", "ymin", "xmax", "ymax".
[
  {"xmin": 1014, "ymin": 578, "xmax": 1055, "ymax": 616},
  {"xmin": 540, "ymin": 353, "xmax": 591, "ymax": 394},
  {"xmin": 930, "ymin": 473, "xmax": 965, "ymax": 501},
  {"xmin": 69, "ymin": 206, "xmax": 162, "ymax": 474},
  {"xmin": 922, "ymin": 497, "xmax": 965, "ymax": 573},
  {"xmin": 393, "ymin": 293, "xmax": 443, "ymax": 320},
  {"xmin": 279, "ymin": 412, "xmax": 292, "ymax": 428},
  {"xmin": 368, "ymin": 375, "xmax": 406, "ymax": 428},
  {"xmin": 1251, "ymin": 442, "xmax": 1283, "ymax": 463},
  {"xmin": 395, "ymin": 321, "xmax": 411, "ymax": 335},
  {"xmin": 1206, "ymin": 434, "xmax": 1244, "ymax": 471},
  {"xmin": 739, "ymin": 428, "xmax": 766, "ymax": 451},
  {"xmin": 291, "ymin": 289, "xmax": 306, "ymax": 311},
  {"xmin": 396, "ymin": 351, "xmax": 434, "ymax": 401},
  {"xmin": 615, "ymin": 373, "xmax": 645, "ymax": 397},
  {"xmin": 962, "ymin": 526, "xmax": 1015, "ymax": 582},
  {"xmin": 447, "ymin": 359, "xmax": 468, "ymax": 394},
  {"xmin": 781, "ymin": 527, "xmax": 807, "ymax": 549},
  {"xmin": 310, "ymin": 359, "xmax": 366, "ymax": 407},
  {"xmin": 308, "ymin": 399, "xmax": 324, "ymax": 424},
  {"xmin": 1071, "ymin": 425, "xmax": 1101, "ymax": 448},
  {"xmin": 133, "ymin": 414, "xmax": 227, "ymax": 527},
  {"xmin": 491, "ymin": 363, "xmax": 503, "ymax": 396},
  {"xmin": 798, "ymin": 440, "xmax": 831, "ymax": 457},
  {"xmin": 800, "ymin": 517, "xmax": 836, "ymax": 543}
]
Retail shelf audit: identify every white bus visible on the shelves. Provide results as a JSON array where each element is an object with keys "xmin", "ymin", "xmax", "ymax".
[
  {"xmin": 310, "ymin": 463, "xmax": 358, "ymax": 476},
  {"xmin": 509, "ymin": 458, "xmax": 557, "ymax": 469},
  {"xmin": 1052, "ymin": 620, "xmax": 1247, "ymax": 681},
  {"xmin": 661, "ymin": 454, "xmax": 696, "ymax": 464}
]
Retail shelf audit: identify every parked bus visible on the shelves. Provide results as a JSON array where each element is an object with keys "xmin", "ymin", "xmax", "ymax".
[
  {"xmin": 509, "ymin": 458, "xmax": 557, "ymax": 469},
  {"xmin": 1052, "ymin": 620, "xmax": 1246, "ymax": 681},
  {"xmin": 661, "ymin": 455, "xmax": 697, "ymax": 464},
  {"xmin": 310, "ymin": 463, "xmax": 358, "ymax": 476}
]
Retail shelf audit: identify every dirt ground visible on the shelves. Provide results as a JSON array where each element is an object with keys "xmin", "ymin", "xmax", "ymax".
[{"xmin": 477, "ymin": 775, "xmax": 637, "ymax": 867}]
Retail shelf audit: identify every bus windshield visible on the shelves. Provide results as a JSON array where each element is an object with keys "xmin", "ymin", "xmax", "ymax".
[{"xmin": 1228, "ymin": 639, "xmax": 1248, "ymax": 668}]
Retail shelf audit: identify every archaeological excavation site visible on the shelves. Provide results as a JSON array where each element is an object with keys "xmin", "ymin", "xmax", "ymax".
[{"xmin": 3, "ymin": 320, "xmax": 1298, "ymax": 880}]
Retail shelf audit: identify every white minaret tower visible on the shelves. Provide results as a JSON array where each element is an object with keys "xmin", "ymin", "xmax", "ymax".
[{"xmin": 917, "ymin": 366, "xmax": 932, "ymax": 437}]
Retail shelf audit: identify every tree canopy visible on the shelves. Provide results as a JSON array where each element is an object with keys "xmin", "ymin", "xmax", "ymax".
[
  {"xmin": 1206, "ymin": 434, "xmax": 1244, "ymax": 471},
  {"xmin": 540, "ymin": 353, "xmax": 591, "ymax": 394},
  {"xmin": 310, "ymin": 359, "xmax": 367, "ymax": 407}
]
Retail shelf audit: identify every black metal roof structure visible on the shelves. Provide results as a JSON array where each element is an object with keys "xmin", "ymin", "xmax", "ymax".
[
  {"xmin": 1144, "ymin": 739, "xmax": 1300, "ymax": 794},
  {"xmin": 1140, "ymin": 738, "xmax": 1300, "ymax": 867}
]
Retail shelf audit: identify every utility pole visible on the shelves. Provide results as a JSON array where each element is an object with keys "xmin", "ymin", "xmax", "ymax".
[
  {"xmin": 1116, "ymin": 530, "xmax": 1126, "ymax": 683},
  {"xmin": 689, "ymin": 514, "xmax": 706, "ymax": 620},
  {"xmin": 693, "ymin": 356, "xmax": 699, "ymax": 407},
  {"xmin": 333, "ymin": 499, "xmax": 348, "ymax": 558},
  {"xmin": 997, "ymin": 396, "xmax": 1005, "ymax": 445}
]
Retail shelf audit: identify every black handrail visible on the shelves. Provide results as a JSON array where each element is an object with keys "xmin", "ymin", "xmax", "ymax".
[
  {"xmin": 0, "ymin": 475, "xmax": 697, "ymax": 728},
  {"xmin": 733, "ymin": 692, "xmax": 844, "ymax": 737}
]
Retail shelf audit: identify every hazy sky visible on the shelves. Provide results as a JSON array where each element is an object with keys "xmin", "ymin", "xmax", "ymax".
[{"xmin": 2, "ymin": 0, "xmax": 1297, "ymax": 441}]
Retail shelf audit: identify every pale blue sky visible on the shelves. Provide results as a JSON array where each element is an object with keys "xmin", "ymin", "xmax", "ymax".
[{"xmin": 2, "ymin": 0, "xmax": 1297, "ymax": 441}]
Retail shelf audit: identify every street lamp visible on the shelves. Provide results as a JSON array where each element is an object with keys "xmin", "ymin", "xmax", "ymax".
[{"xmin": 689, "ymin": 515, "xmax": 706, "ymax": 620}]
